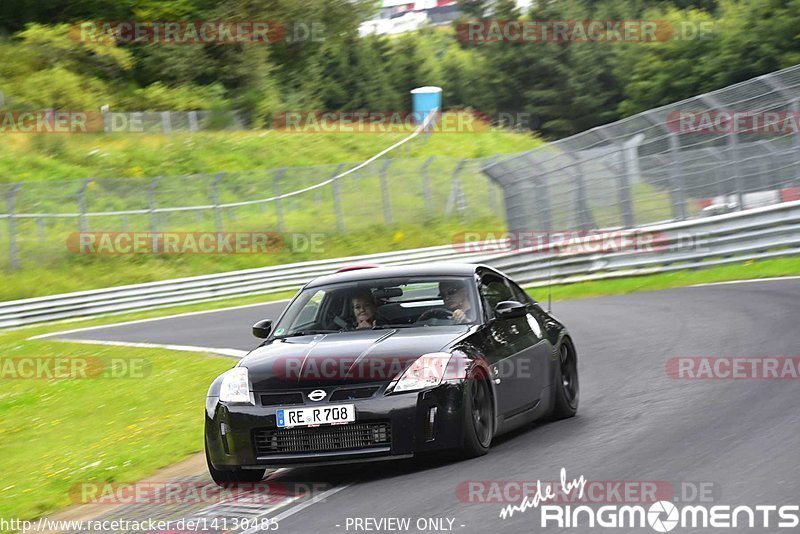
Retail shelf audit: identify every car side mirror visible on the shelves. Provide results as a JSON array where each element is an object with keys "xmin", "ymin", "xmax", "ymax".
[
  {"xmin": 494, "ymin": 301, "xmax": 527, "ymax": 320},
  {"xmin": 252, "ymin": 319, "xmax": 272, "ymax": 339}
]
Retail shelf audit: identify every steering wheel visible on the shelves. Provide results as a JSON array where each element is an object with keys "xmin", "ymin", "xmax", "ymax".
[{"xmin": 416, "ymin": 308, "xmax": 454, "ymax": 323}]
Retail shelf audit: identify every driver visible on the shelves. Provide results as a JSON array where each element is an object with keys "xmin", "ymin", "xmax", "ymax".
[
  {"xmin": 439, "ymin": 280, "xmax": 474, "ymax": 324},
  {"xmin": 351, "ymin": 288, "xmax": 380, "ymax": 329}
]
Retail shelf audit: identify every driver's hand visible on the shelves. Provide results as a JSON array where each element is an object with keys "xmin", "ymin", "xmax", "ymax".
[
  {"xmin": 357, "ymin": 319, "xmax": 374, "ymax": 329},
  {"xmin": 452, "ymin": 309, "xmax": 467, "ymax": 324}
]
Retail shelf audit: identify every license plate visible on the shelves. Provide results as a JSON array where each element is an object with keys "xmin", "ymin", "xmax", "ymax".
[{"xmin": 276, "ymin": 404, "xmax": 355, "ymax": 428}]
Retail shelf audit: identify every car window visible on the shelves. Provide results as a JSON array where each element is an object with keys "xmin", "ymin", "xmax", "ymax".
[
  {"xmin": 479, "ymin": 274, "xmax": 511, "ymax": 319},
  {"xmin": 508, "ymin": 280, "xmax": 534, "ymax": 305},
  {"xmin": 296, "ymin": 289, "xmax": 324, "ymax": 323},
  {"xmin": 273, "ymin": 276, "xmax": 479, "ymax": 336}
]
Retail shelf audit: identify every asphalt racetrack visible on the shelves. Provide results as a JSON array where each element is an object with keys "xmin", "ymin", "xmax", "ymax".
[{"xmin": 47, "ymin": 279, "xmax": 800, "ymax": 534}]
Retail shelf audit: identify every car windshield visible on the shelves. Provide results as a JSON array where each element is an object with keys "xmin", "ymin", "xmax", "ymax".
[{"xmin": 272, "ymin": 276, "xmax": 480, "ymax": 337}]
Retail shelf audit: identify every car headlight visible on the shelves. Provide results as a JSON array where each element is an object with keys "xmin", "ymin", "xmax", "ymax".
[
  {"xmin": 392, "ymin": 352, "xmax": 454, "ymax": 393},
  {"xmin": 219, "ymin": 367, "xmax": 253, "ymax": 404}
]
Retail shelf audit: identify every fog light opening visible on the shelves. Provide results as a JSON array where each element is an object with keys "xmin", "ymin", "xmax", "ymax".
[
  {"xmin": 426, "ymin": 406, "xmax": 438, "ymax": 442},
  {"xmin": 220, "ymin": 422, "xmax": 231, "ymax": 455}
]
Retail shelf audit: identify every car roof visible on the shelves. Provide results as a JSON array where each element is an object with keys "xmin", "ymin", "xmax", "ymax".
[{"xmin": 305, "ymin": 263, "xmax": 492, "ymax": 288}]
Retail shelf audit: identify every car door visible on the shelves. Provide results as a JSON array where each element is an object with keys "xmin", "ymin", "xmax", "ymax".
[
  {"xmin": 507, "ymin": 279, "xmax": 553, "ymax": 395},
  {"xmin": 478, "ymin": 272, "xmax": 545, "ymax": 419}
]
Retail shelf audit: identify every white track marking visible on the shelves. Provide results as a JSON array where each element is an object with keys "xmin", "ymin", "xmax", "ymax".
[
  {"xmin": 27, "ymin": 299, "xmax": 290, "ymax": 341},
  {"xmin": 243, "ymin": 483, "xmax": 352, "ymax": 533},
  {"xmin": 39, "ymin": 337, "xmax": 247, "ymax": 358},
  {"xmin": 690, "ymin": 275, "xmax": 800, "ymax": 288}
]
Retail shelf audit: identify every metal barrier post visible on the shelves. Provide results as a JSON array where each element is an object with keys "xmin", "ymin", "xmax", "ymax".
[
  {"xmin": 703, "ymin": 148, "xmax": 728, "ymax": 202},
  {"xmin": 6, "ymin": 184, "xmax": 22, "ymax": 270},
  {"xmin": 147, "ymin": 177, "xmax": 161, "ymax": 252},
  {"xmin": 161, "ymin": 112, "xmax": 172, "ymax": 134},
  {"xmin": 421, "ymin": 156, "xmax": 435, "ymax": 215},
  {"xmin": 211, "ymin": 173, "xmax": 224, "ymax": 234},
  {"xmin": 77, "ymin": 179, "xmax": 91, "ymax": 233},
  {"xmin": 445, "ymin": 159, "xmax": 468, "ymax": 219},
  {"xmin": 188, "ymin": 111, "xmax": 199, "ymax": 132},
  {"xmin": 667, "ymin": 133, "xmax": 688, "ymax": 220},
  {"xmin": 701, "ymin": 94, "xmax": 744, "ymax": 211},
  {"xmin": 482, "ymin": 156, "xmax": 499, "ymax": 214},
  {"xmin": 274, "ymin": 168, "xmax": 286, "ymax": 232},
  {"xmin": 379, "ymin": 159, "xmax": 393, "ymax": 226},
  {"xmin": 332, "ymin": 163, "xmax": 345, "ymax": 233},
  {"xmin": 617, "ymin": 147, "xmax": 635, "ymax": 227},
  {"xmin": 533, "ymin": 175, "xmax": 552, "ymax": 232}
]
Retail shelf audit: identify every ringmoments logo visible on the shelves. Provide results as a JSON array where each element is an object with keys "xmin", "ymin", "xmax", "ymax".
[{"xmin": 498, "ymin": 469, "xmax": 799, "ymax": 531}]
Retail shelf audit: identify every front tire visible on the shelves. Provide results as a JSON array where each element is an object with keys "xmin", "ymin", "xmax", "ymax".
[
  {"xmin": 205, "ymin": 441, "xmax": 265, "ymax": 485},
  {"xmin": 550, "ymin": 337, "xmax": 579, "ymax": 420},
  {"xmin": 458, "ymin": 374, "xmax": 494, "ymax": 458}
]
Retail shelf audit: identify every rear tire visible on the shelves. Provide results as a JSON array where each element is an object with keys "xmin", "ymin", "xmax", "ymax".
[
  {"xmin": 550, "ymin": 338, "xmax": 579, "ymax": 420},
  {"xmin": 458, "ymin": 374, "xmax": 494, "ymax": 458},
  {"xmin": 205, "ymin": 441, "xmax": 265, "ymax": 485}
]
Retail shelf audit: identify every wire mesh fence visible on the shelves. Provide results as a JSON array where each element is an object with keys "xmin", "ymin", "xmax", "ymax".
[
  {"xmin": 484, "ymin": 65, "xmax": 800, "ymax": 234},
  {"xmin": 4, "ymin": 66, "xmax": 800, "ymax": 272},
  {"xmin": 0, "ymin": 156, "xmax": 503, "ymax": 270}
]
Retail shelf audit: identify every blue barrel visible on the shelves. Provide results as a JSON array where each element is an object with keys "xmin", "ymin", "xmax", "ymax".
[{"xmin": 411, "ymin": 86, "xmax": 442, "ymax": 126}]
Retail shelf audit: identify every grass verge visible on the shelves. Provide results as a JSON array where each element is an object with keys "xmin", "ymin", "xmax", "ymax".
[{"xmin": 531, "ymin": 256, "xmax": 800, "ymax": 302}]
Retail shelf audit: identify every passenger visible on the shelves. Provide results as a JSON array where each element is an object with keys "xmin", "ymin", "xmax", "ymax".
[{"xmin": 351, "ymin": 288, "xmax": 380, "ymax": 329}]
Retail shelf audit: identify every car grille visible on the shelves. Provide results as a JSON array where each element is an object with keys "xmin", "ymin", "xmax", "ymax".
[
  {"xmin": 329, "ymin": 386, "xmax": 380, "ymax": 402},
  {"xmin": 260, "ymin": 392, "xmax": 304, "ymax": 406},
  {"xmin": 253, "ymin": 422, "xmax": 391, "ymax": 455}
]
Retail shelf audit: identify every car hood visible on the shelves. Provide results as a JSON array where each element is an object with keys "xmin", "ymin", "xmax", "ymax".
[{"xmin": 242, "ymin": 326, "xmax": 469, "ymax": 389}]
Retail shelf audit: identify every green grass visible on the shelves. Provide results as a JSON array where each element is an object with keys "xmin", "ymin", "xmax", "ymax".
[
  {"xmin": 0, "ymin": 330, "xmax": 234, "ymax": 523},
  {"xmin": 0, "ymin": 128, "xmax": 539, "ymax": 184},
  {"xmin": 527, "ymin": 256, "xmax": 800, "ymax": 302}
]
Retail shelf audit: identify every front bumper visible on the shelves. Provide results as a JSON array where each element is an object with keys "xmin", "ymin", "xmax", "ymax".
[{"xmin": 205, "ymin": 381, "xmax": 467, "ymax": 470}]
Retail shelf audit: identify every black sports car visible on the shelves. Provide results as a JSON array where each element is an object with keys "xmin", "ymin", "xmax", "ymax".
[{"xmin": 205, "ymin": 263, "xmax": 578, "ymax": 484}]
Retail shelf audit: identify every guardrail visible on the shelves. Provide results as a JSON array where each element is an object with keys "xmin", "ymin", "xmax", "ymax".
[
  {"xmin": 2, "ymin": 200, "xmax": 799, "ymax": 328},
  {"xmin": 0, "ymin": 243, "xmax": 501, "ymax": 328},
  {"xmin": 483, "ymin": 199, "xmax": 800, "ymax": 286}
]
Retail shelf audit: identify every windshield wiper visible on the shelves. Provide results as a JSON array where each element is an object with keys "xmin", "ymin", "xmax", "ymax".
[
  {"xmin": 274, "ymin": 329, "xmax": 340, "ymax": 339},
  {"xmin": 371, "ymin": 324, "xmax": 416, "ymax": 330}
]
